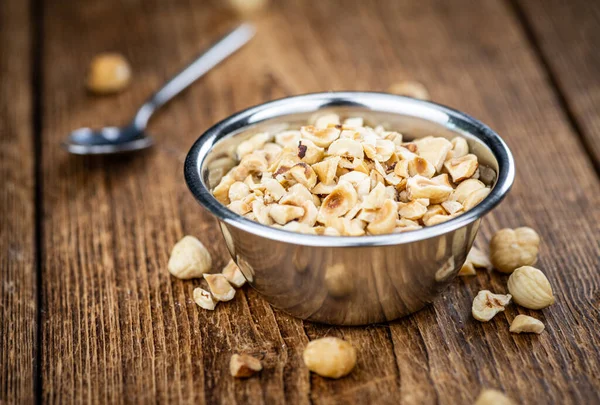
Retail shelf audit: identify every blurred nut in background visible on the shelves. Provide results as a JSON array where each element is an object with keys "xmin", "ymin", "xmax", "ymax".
[
  {"xmin": 475, "ymin": 389, "xmax": 515, "ymax": 405},
  {"xmin": 86, "ymin": 53, "xmax": 132, "ymax": 94},
  {"xmin": 227, "ymin": 0, "xmax": 269, "ymax": 16},
  {"xmin": 388, "ymin": 80, "xmax": 430, "ymax": 100}
]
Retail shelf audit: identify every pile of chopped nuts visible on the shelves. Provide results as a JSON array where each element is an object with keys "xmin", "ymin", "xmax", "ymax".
[
  {"xmin": 466, "ymin": 227, "xmax": 555, "ymax": 335},
  {"xmin": 212, "ymin": 114, "xmax": 495, "ymax": 236}
]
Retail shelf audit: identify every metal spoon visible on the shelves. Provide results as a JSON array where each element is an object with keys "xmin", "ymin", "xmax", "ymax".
[{"xmin": 63, "ymin": 23, "xmax": 255, "ymax": 155}]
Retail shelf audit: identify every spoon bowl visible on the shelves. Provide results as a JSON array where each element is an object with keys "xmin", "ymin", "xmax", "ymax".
[{"xmin": 63, "ymin": 125, "xmax": 153, "ymax": 155}]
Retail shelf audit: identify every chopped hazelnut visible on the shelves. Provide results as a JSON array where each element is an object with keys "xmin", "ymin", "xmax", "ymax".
[
  {"xmin": 318, "ymin": 182, "xmax": 358, "ymax": 220},
  {"xmin": 444, "ymin": 154, "xmax": 479, "ymax": 183},
  {"xmin": 203, "ymin": 274, "xmax": 236, "ymax": 301},
  {"xmin": 269, "ymin": 204, "xmax": 305, "ymax": 225},
  {"xmin": 301, "ymin": 125, "xmax": 340, "ymax": 148},
  {"xmin": 397, "ymin": 200, "xmax": 428, "ymax": 220},
  {"xmin": 314, "ymin": 113, "xmax": 341, "ymax": 129},
  {"xmin": 222, "ymin": 260, "xmax": 246, "ymax": 288},
  {"xmin": 472, "ymin": 290, "xmax": 511, "ymax": 322},
  {"xmin": 312, "ymin": 157, "xmax": 340, "ymax": 185},
  {"xmin": 193, "ymin": 287, "xmax": 217, "ymax": 310},
  {"xmin": 414, "ymin": 136, "xmax": 452, "ymax": 172},
  {"xmin": 367, "ymin": 199, "xmax": 398, "ymax": 235},
  {"xmin": 463, "ymin": 186, "xmax": 491, "ymax": 211},
  {"xmin": 228, "ymin": 181, "xmax": 251, "ymax": 202},
  {"xmin": 407, "ymin": 175, "xmax": 453, "ymax": 203},
  {"xmin": 451, "ymin": 179, "xmax": 486, "ymax": 203},
  {"xmin": 328, "ymin": 139, "xmax": 365, "ymax": 159},
  {"xmin": 275, "ymin": 130, "xmax": 302, "ymax": 148},
  {"xmin": 230, "ymin": 354, "xmax": 263, "ymax": 378},
  {"xmin": 509, "ymin": 314, "xmax": 545, "ymax": 334}
]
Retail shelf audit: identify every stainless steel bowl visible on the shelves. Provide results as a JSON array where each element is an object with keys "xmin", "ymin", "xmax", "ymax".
[{"xmin": 184, "ymin": 92, "xmax": 515, "ymax": 325}]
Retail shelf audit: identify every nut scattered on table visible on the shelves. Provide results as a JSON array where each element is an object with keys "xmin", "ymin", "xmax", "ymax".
[
  {"xmin": 302, "ymin": 337, "xmax": 357, "ymax": 379},
  {"xmin": 472, "ymin": 290, "xmax": 512, "ymax": 322},
  {"xmin": 230, "ymin": 354, "xmax": 263, "ymax": 378},
  {"xmin": 388, "ymin": 80, "xmax": 430, "ymax": 100},
  {"xmin": 507, "ymin": 266, "xmax": 555, "ymax": 310},
  {"xmin": 168, "ymin": 236, "xmax": 213, "ymax": 279},
  {"xmin": 211, "ymin": 114, "xmax": 495, "ymax": 236},
  {"xmin": 86, "ymin": 53, "xmax": 132, "ymax": 94},
  {"xmin": 193, "ymin": 287, "xmax": 217, "ymax": 311},
  {"xmin": 490, "ymin": 227, "xmax": 540, "ymax": 273},
  {"xmin": 203, "ymin": 273, "xmax": 236, "ymax": 301},
  {"xmin": 458, "ymin": 246, "xmax": 492, "ymax": 276},
  {"xmin": 509, "ymin": 314, "xmax": 545, "ymax": 334},
  {"xmin": 222, "ymin": 260, "xmax": 247, "ymax": 288},
  {"xmin": 474, "ymin": 389, "xmax": 515, "ymax": 405}
]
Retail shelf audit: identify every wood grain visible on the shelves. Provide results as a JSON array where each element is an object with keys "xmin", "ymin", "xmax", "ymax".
[
  {"xmin": 37, "ymin": 0, "xmax": 600, "ymax": 404},
  {"xmin": 0, "ymin": 0, "xmax": 36, "ymax": 404},
  {"xmin": 515, "ymin": 0, "xmax": 600, "ymax": 169}
]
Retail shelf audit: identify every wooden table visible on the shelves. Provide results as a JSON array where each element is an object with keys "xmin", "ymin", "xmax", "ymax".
[{"xmin": 2, "ymin": 0, "xmax": 599, "ymax": 403}]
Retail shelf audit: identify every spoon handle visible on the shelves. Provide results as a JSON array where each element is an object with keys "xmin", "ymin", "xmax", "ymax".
[{"xmin": 133, "ymin": 23, "xmax": 255, "ymax": 129}]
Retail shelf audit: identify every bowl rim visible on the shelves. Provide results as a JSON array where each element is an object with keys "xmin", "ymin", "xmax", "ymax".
[{"xmin": 184, "ymin": 91, "xmax": 515, "ymax": 247}]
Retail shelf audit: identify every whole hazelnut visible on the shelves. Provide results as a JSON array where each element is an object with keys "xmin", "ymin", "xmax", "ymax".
[
  {"xmin": 490, "ymin": 227, "xmax": 540, "ymax": 273},
  {"xmin": 507, "ymin": 266, "xmax": 555, "ymax": 310},
  {"xmin": 86, "ymin": 53, "xmax": 132, "ymax": 94}
]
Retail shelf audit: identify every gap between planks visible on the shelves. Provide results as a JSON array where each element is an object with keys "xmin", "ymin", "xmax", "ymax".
[{"xmin": 32, "ymin": 0, "xmax": 44, "ymax": 402}]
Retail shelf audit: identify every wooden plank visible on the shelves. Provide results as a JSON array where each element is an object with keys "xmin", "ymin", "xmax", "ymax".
[
  {"xmin": 39, "ymin": 0, "xmax": 600, "ymax": 404},
  {"xmin": 0, "ymin": 0, "xmax": 36, "ymax": 404},
  {"xmin": 515, "ymin": 0, "xmax": 600, "ymax": 168},
  {"xmin": 266, "ymin": 4, "xmax": 600, "ymax": 404},
  {"xmin": 39, "ymin": 1, "xmax": 310, "ymax": 403}
]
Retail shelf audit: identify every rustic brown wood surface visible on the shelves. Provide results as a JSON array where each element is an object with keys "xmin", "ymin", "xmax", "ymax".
[
  {"xmin": 2, "ymin": 0, "xmax": 599, "ymax": 404},
  {"xmin": 0, "ymin": 0, "xmax": 37, "ymax": 403},
  {"xmin": 516, "ymin": 0, "xmax": 600, "ymax": 169}
]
